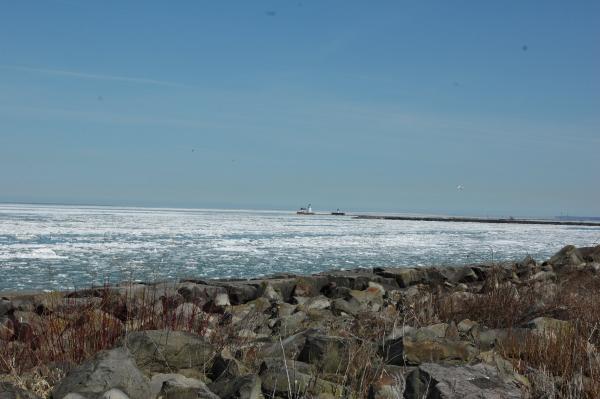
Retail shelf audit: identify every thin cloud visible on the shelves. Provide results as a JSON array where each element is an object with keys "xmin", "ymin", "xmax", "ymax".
[
  {"xmin": 0, "ymin": 65, "xmax": 186, "ymax": 88},
  {"xmin": 0, "ymin": 104, "xmax": 240, "ymax": 130}
]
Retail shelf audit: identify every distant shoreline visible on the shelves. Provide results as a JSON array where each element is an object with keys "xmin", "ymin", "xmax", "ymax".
[{"xmin": 353, "ymin": 214, "xmax": 600, "ymax": 227}]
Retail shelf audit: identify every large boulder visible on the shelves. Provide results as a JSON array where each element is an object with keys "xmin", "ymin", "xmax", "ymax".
[
  {"xmin": 331, "ymin": 297, "xmax": 365, "ymax": 316},
  {"xmin": 260, "ymin": 328, "xmax": 321, "ymax": 359},
  {"xmin": 122, "ymin": 330, "xmax": 214, "ymax": 374},
  {"xmin": 218, "ymin": 282, "xmax": 258, "ymax": 305},
  {"xmin": 404, "ymin": 362, "xmax": 522, "ymax": 398},
  {"xmin": 440, "ymin": 266, "xmax": 482, "ymax": 284},
  {"xmin": 208, "ymin": 375, "xmax": 262, "ymax": 399},
  {"xmin": 151, "ymin": 374, "xmax": 219, "ymax": 399},
  {"xmin": 297, "ymin": 334, "xmax": 352, "ymax": 373},
  {"xmin": 476, "ymin": 328, "xmax": 528, "ymax": 351},
  {"xmin": 260, "ymin": 283, "xmax": 283, "ymax": 302},
  {"xmin": 177, "ymin": 283, "xmax": 227, "ymax": 304},
  {"xmin": 374, "ymin": 268, "xmax": 428, "ymax": 288},
  {"xmin": 549, "ymin": 245, "xmax": 585, "ymax": 269},
  {"xmin": 253, "ymin": 278, "xmax": 296, "ymax": 303},
  {"xmin": 292, "ymin": 276, "xmax": 329, "ymax": 298},
  {"xmin": 271, "ymin": 311, "xmax": 307, "ymax": 336},
  {"xmin": 259, "ymin": 362, "xmax": 343, "ymax": 398},
  {"xmin": 297, "ymin": 295, "xmax": 331, "ymax": 311},
  {"xmin": 514, "ymin": 255, "xmax": 538, "ymax": 278},
  {"xmin": 210, "ymin": 349, "xmax": 249, "ymax": 381},
  {"xmin": 580, "ymin": 245, "xmax": 600, "ymax": 263},
  {"xmin": 409, "ymin": 324, "xmax": 449, "ymax": 341},
  {"xmin": 100, "ymin": 389, "xmax": 129, "ymax": 399},
  {"xmin": 383, "ymin": 337, "xmax": 477, "ymax": 366},
  {"xmin": 349, "ymin": 287, "xmax": 383, "ymax": 311},
  {"xmin": 53, "ymin": 347, "xmax": 152, "ymax": 399}
]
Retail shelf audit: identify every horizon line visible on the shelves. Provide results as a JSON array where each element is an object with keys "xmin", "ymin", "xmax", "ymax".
[{"xmin": 0, "ymin": 200, "xmax": 589, "ymax": 220}]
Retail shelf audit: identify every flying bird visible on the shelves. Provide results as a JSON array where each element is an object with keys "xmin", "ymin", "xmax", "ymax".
[
  {"xmin": 457, "ymin": 185, "xmax": 464, "ymax": 191},
  {"xmin": 265, "ymin": 10, "xmax": 277, "ymax": 16},
  {"xmin": 522, "ymin": 45, "xmax": 528, "ymax": 51}
]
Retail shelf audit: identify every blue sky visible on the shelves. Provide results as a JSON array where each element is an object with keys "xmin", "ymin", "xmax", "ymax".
[{"xmin": 1, "ymin": 1, "xmax": 598, "ymax": 216}]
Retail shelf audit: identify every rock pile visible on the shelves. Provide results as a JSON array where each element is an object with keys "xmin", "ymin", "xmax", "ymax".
[{"xmin": 1, "ymin": 244, "xmax": 600, "ymax": 398}]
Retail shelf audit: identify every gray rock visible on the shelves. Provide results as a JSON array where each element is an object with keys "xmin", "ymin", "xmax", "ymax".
[
  {"xmin": 404, "ymin": 362, "xmax": 522, "ymax": 398},
  {"xmin": 152, "ymin": 374, "xmax": 219, "ymax": 399},
  {"xmin": 292, "ymin": 276, "xmax": 329, "ymax": 297},
  {"xmin": 219, "ymin": 282, "xmax": 259, "ymax": 305},
  {"xmin": 374, "ymin": 268, "xmax": 427, "ymax": 288},
  {"xmin": 254, "ymin": 278, "xmax": 296, "ymax": 302},
  {"xmin": 259, "ymin": 358, "xmax": 314, "ymax": 374},
  {"xmin": 456, "ymin": 319, "xmax": 478, "ymax": 334},
  {"xmin": 297, "ymin": 295, "xmax": 330, "ymax": 311},
  {"xmin": 0, "ymin": 298, "xmax": 14, "ymax": 316},
  {"xmin": 549, "ymin": 245, "xmax": 585, "ymax": 269},
  {"xmin": 514, "ymin": 255, "xmax": 537, "ymax": 278},
  {"xmin": 477, "ymin": 328, "xmax": 528, "ymax": 351},
  {"xmin": 260, "ymin": 366, "xmax": 343, "ymax": 398},
  {"xmin": 100, "ymin": 389, "xmax": 129, "ymax": 399},
  {"xmin": 410, "ymin": 324, "xmax": 449, "ymax": 341},
  {"xmin": 331, "ymin": 297, "xmax": 364, "ymax": 316},
  {"xmin": 177, "ymin": 283, "xmax": 227, "ymax": 303},
  {"xmin": 323, "ymin": 285, "xmax": 353, "ymax": 300},
  {"xmin": 297, "ymin": 334, "xmax": 352, "ymax": 373},
  {"xmin": 213, "ymin": 292, "xmax": 231, "ymax": 307},
  {"xmin": 261, "ymin": 283, "xmax": 283, "ymax": 302},
  {"xmin": 209, "ymin": 374, "xmax": 262, "ymax": 399},
  {"xmin": 580, "ymin": 245, "xmax": 600, "ymax": 263},
  {"xmin": 53, "ymin": 347, "xmax": 152, "ymax": 399},
  {"xmin": 349, "ymin": 288, "xmax": 383, "ymax": 311},
  {"xmin": 271, "ymin": 311, "xmax": 307, "ymax": 336},
  {"xmin": 260, "ymin": 328, "xmax": 320, "ymax": 359},
  {"xmin": 530, "ymin": 271, "xmax": 556, "ymax": 282},
  {"xmin": 122, "ymin": 330, "xmax": 214, "ymax": 374},
  {"xmin": 440, "ymin": 267, "xmax": 481, "ymax": 284},
  {"xmin": 0, "ymin": 382, "xmax": 42, "ymax": 399},
  {"xmin": 275, "ymin": 302, "xmax": 296, "ymax": 317},
  {"xmin": 383, "ymin": 337, "xmax": 477, "ymax": 366},
  {"xmin": 385, "ymin": 325, "xmax": 417, "ymax": 340},
  {"xmin": 210, "ymin": 350, "xmax": 249, "ymax": 380}
]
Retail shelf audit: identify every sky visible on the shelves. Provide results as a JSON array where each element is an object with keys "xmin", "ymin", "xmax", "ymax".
[{"xmin": 0, "ymin": 1, "xmax": 599, "ymax": 217}]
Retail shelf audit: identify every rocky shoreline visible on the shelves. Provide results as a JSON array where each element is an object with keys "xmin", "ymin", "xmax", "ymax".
[{"xmin": 1, "ymin": 244, "xmax": 600, "ymax": 398}]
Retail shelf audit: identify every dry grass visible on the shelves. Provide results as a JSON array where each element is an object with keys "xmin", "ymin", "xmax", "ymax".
[
  {"xmin": 400, "ymin": 269, "xmax": 600, "ymax": 398},
  {"xmin": 0, "ymin": 283, "xmax": 218, "ymax": 378},
  {"xmin": 498, "ymin": 324, "xmax": 600, "ymax": 398}
]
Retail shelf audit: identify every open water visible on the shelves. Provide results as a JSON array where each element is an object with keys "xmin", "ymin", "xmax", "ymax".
[{"xmin": 1, "ymin": 204, "xmax": 599, "ymax": 291}]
